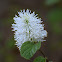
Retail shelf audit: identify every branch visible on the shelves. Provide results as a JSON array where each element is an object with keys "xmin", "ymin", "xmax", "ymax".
[
  {"xmin": 39, "ymin": 49, "xmax": 45, "ymax": 57},
  {"xmin": 39, "ymin": 49, "xmax": 49, "ymax": 62}
]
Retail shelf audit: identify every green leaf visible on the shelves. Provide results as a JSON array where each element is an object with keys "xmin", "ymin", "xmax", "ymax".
[
  {"xmin": 33, "ymin": 56, "xmax": 46, "ymax": 62},
  {"xmin": 47, "ymin": 8, "xmax": 62, "ymax": 34},
  {"xmin": 20, "ymin": 41, "xmax": 41, "ymax": 59},
  {"xmin": 6, "ymin": 37, "xmax": 15, "ymax": 49},
  {"xmin": 45, "ymin": 0, "xmax": 60, "ymax": 6},
  {"xmin": 48, "ymin": 9, "xmax": 62, "ymax": 23}
]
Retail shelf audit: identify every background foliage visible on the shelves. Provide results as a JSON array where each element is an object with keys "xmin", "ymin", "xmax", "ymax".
[{"xmin": 0, "ymin": 0, "xmax": 62, "ymax": 62}]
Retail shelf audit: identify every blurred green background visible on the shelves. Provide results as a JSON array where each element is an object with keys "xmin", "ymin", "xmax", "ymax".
[{"xmin": 0, "ymin": 0, "xmax": 62, "ymax": 62}]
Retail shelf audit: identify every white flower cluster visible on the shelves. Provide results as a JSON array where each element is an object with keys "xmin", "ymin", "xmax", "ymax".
[{"xmin": 12, "ymin": 9, "xmax": 47, "ymax": 50}]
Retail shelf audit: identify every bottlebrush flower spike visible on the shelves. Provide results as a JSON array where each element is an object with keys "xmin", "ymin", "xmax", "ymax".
[{"xmin": 12, "ymin": 9, "xmax": 47, "ymax": 50}]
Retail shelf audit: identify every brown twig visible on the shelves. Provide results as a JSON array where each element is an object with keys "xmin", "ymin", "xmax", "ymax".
[
  {"xmin": 39, "ymin": 49, "xmax": 49, "ymax": 62},
  {"xmin": 39, "ymin": 49, "xmax": 45, "ymax": 57}
]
